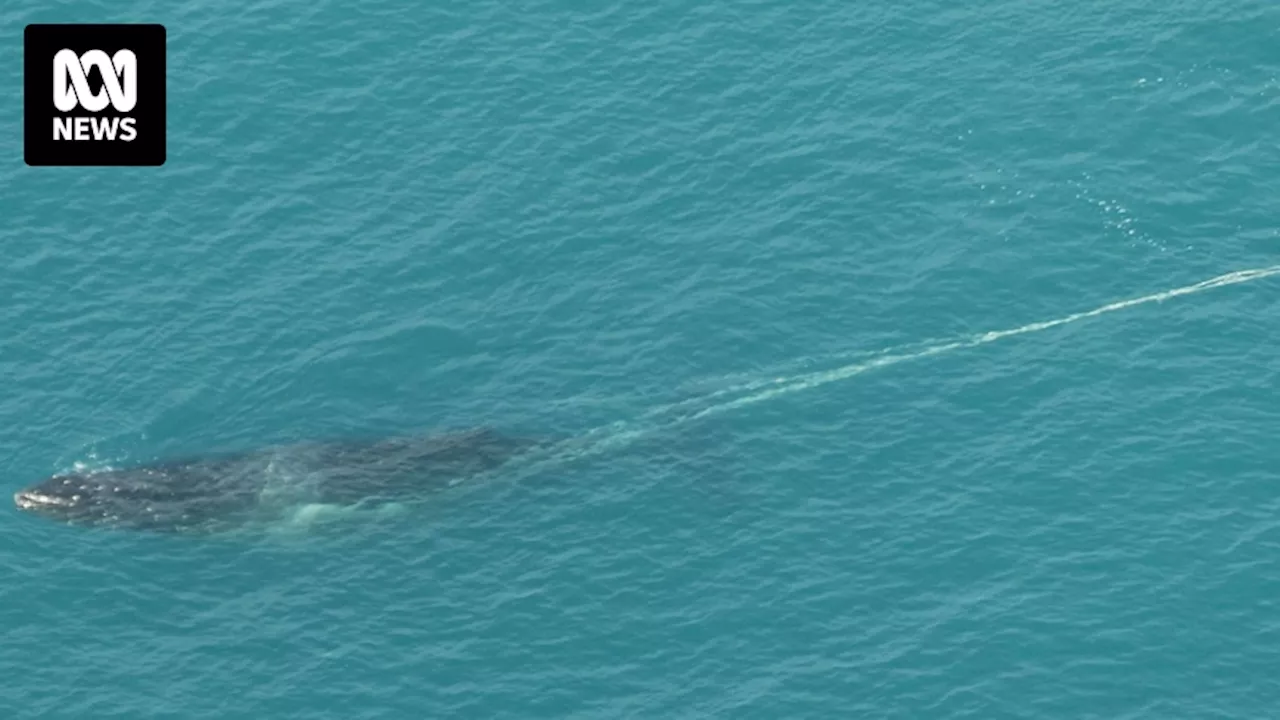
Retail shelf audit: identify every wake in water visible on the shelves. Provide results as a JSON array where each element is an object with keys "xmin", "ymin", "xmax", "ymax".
[
  {"xmin": 46, "ymin": 264, "xmax": 1272, "ymax": 536},
  {"xmin": 240, "ymin": 262, "xmax": 1280, "ymax": 528},
  {"xmin": 522, "ymin": 264, "xmax": 1280, "ymax": 471}
]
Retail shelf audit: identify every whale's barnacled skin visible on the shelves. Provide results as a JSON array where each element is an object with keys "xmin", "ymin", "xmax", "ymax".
[{"xmin": 13, "ymin": 427, "xmax": 542, "ymax": 533}]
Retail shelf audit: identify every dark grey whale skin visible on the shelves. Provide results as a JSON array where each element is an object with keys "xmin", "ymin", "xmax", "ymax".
[{"xmin": 13, "ymin": 427, "xmax": 543, "ymax": 534}]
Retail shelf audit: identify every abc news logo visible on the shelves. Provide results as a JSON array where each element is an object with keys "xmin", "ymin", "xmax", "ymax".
[
  {"xmin": 53, "ymin": 49, "xmax": 139, "ymax": 142},
  {"xmin": 25, "ymin": 24, "xmax": 166, "ymax": 166}
]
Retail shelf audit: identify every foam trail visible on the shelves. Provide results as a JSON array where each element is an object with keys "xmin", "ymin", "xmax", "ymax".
[
  {"xmin": 440, "ymin": 263, "xmax": 1280, "ymax": 497},
  {"xmin": 566, "ymin": 337, "xmax": 946, "ymax": 448},
  {"xmin": 665, "ymin": 337, "xmax": 943, "ymax": 405},
  {"xmin": 535, "ymin": 264, "xmax": 1280, "ymax": 466},
  {"xmin": 671, "ymin": 265, "xmax": 1280, "ymax": 423},
  {"xmin": 621, "ymin": 266, "xmax": 1280, "ymax": 435}
]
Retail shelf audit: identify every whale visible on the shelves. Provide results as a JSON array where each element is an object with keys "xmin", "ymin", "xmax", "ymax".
[{"xmin": 13, "ymin": 426, "xmax": 544, "ymax": 534}]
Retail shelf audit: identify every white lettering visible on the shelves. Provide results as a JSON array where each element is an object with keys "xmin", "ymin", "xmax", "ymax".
[
  {"xmin": 53, "ymin": 116, "xmax": 140, "ymax": 141},
  {"xmin": 90, "ymin": 117, "xmax": 119, "ymax": 140}
]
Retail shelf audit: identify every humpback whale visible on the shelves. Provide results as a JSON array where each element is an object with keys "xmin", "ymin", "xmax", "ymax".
[{"xmin": 13, "ymin": 427, "xmax": 543, "ymax": 534}]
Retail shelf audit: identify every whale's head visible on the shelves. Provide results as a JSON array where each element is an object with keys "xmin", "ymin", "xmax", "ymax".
[
  {"xmin": 13, "ymin": 466, "xmax": 255, "ymax": 533},
  {"xmin": 14, "ymin": 474, "xmax": 107, "ymax": 525}
]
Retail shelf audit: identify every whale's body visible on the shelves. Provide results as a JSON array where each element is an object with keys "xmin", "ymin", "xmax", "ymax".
[{"xmin": 13, "ymin": 427, "xmax": 541, "ymax": 533}]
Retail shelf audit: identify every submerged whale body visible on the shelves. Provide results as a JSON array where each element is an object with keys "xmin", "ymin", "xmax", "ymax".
[{"xmin": 13, "ymin": 427, "xmax": 542, "ymax": 534}]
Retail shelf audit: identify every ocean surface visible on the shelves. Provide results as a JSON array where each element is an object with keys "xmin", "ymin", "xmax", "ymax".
[{"xmin": 3, "ymin": 0, "xmax": 1279, "ymax": 717}]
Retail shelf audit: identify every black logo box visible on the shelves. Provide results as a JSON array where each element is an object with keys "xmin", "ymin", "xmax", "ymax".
[{"xmin": 24, "ymin": 24, "xmax": 166, "ymax": 167}]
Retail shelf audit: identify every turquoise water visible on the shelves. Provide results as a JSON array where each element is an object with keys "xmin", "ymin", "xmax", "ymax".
[{"xmin": 3, "ymin": 0, "xmax": 1280, "ymax": 716}]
